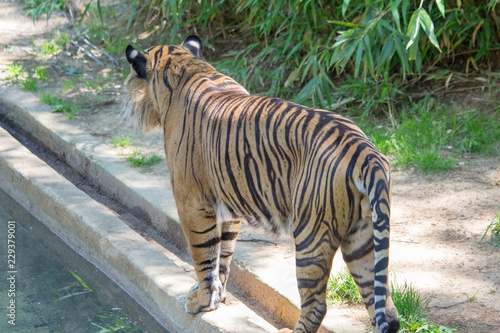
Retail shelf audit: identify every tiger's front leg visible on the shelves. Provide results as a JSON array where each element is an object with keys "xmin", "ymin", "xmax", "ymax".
[
  {"xmin": 177, "ymin": 198, "xmax": 241, "ymax": 314},
  {"xmin": 176, "ymin": 199, "xmax": 223, "ymax": 314}
]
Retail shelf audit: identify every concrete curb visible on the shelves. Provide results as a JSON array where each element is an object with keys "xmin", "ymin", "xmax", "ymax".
[{"xmin": 0, "ymin": 82, "xmax": 366, "ymax": 332}]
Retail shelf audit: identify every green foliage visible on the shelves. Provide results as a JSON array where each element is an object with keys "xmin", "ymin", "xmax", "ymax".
[
  {"xmin": 35, "ymin": 66, "xmax": 48, "ymax": 80},
  {"xmin": 112, "ymin": 135, "xmax": 131, "ymax": 148},
  {"xmin": 360, "ymin": 99, "xmax": 500, "ymax": 172},
  {"xmin": 41, "ymin": 39, "xmax": 60, "ymax": 55},
  {"xmin": 24, "ymin": 0, "xmax": 65, "ymax": 23},
  {"xmin": 326, "ymin": 272, "xmax": 457, "ymax": 331},
  {"xmin": 6, "ymin": 62, "xmax": 40, "ymax": 91},
  {"xmin": 119, "ymin": 0, "xmax": 500, "ymax": 110},
  {"xmin": 85, "ymin": 77, "xmax": 109, "ymax": 92},
  {"xmin": 326, "ymin": 268, "xmax": 363, "ymax": 304},
  {"xmin": 85, "ymin": 2, "xmax": 126, "ymax": 56},
  {"xmin": 22, "ymin": 77, "xmax": 38, "ymax": 91},
  {"xmin": 391, "ymin": 280, "xmax": 457, "ymax": 332},
  {"xmin": 482, "ymin": 213, "xmax": 500, "ymax": 251},
  {"xmin": 398, "ymin": 316, "xmax": 456, "ymax": 333},
  {"xmin": 39, "ymin": 92, "xmax": 78, "ymax": 119},
  {"xmin": 46, "ymin": 269, "xmax": 93, "ymax": 301},
  {"xmin": 39, "ymin": 30, "xmax": 70, "ymax": 55},
  {"xmin": 391, "ymin": 280, "xmax": 431, "ymax": 319},
  {"xmin": 126, "ymin": 149, "xmax": 162, "ymax": 170},
  {"xmin": 64, "ymin": 79, "xmax": 74, "ymax": 91},
  {"xmin": 6, "ymin": 62, "xmax": 25, "ymax": 82}
]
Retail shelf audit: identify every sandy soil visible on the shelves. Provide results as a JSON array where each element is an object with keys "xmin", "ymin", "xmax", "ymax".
[{"xmin": 1, "ymin": 1, "xmax": 499, "ymax": 332}]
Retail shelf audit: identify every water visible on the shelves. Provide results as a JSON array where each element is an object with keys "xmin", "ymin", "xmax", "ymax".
[{"xmin": 0, "ymin": 187, "xmax": 169, "ymax": 332}]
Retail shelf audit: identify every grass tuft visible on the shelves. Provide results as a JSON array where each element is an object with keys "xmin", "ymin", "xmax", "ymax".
[
  {"xmin": 6, "ymin": 62, "xmax": 25, "ymax": 82},
  {"xmin": 391, "ymin": 280, "xmax": 457, "ymax": 332},
  {"xmin": 39, "ymin": 92, "xmax": 78, "ymax": 119},
  {"xmin": 112, "ymin": 135, "xmax": 131, "ymax": 148},
  {"xmin": 390, "ymin": 281, "xmax": 431, "ymax": 319},
  {"xmin": 22, "ymin": 77, "xmax": 38, "ymax": 91},
  {"xmin": 126, "ymin": 149, "xmax": 162, "ymax": 171},
  {"xmin": 481, "ymin": 213, "xmax": 500, "ymax": 251},
  {"xmin": 326, "ymin": 268, "xmax": 362, "ymax": 305},
  {"xmin": 326, "ymin": 271, "xmax": 457, "ymax": 332}
]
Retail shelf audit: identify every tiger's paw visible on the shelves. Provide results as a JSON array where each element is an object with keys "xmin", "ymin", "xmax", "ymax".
[{"xmin": 184, "ymin": 280, "xmax": 223, "ymax": 314}]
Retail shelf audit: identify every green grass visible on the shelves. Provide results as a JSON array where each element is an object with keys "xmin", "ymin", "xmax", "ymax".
[
  {"xmin": 41, "ymin": 39, "xmax": 60, "ymax": 55},
  {"xmin": 357, "ymin": 99, "xmax": 500, "ymax": 172},
  {"xmin": 46, "ymin": 269, "xmax": 93, "ymax": 302},
  {"xmin": 21, "ymin": 77, "xmax": 37, "ymax": 91},
  {"xmin": 6, "ymin": 62, "xmax": 25, "ymax": 81},
  {"xmin": 35, "ymin": 66, "xmax": 47, "ymax": 80},
  {"xmin": 39, "ymin": 92, "xmax": 78, "ymax": 119},
  {"xmin": 326, "ymin": 268, "xmax": 363, "ymax": 305},
  {"xmin": 6, "ymin": 62, "xmax": 40, "ymax": 91},
  {"xmin": 85, "ymin": 4, "xmax": 129, "ymax": 57},
  {"xmin": 112, "ymin": 135, "xmax": 131, "ymax": 148},
  {"xmin": 23, "ymin": 0, "xmax": 65, "ymax": 23},
  {"xmin": 391, "ymin": 281, "xmax": 457, "ymax": 333},
  {"xmin": 327, "ymin": 270, "xmax": 456, "ymax": 332},
  {"xmin": 390, "ymin": 281, "xmax": 430, "ymax": 319},
  {"xmin": 63, "ymin": 79, "xmax": 73, "ymax": 91},
  {"xmin": 397, "ymin": 316, "xmax": 456, "ymax": 333},
  {"xmin": 481, "ymin": 213, "xmax": 500, "ymax": 251},
  {"xmin": 126, "ymin": 149, "xmax": 162, "ymax": 170},
  {"xmin": 38, "ymin": 31, "xmax": 69, "ymax": 56}
]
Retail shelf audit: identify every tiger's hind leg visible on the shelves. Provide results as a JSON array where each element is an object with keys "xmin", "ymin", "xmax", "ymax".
[
  {"xmin": 340, "ymin": 214, "xmax": 399, "ymax": 333},
  {"xmin": 177, "ymin": 198, "xmax": 225, "ymax": 314}
]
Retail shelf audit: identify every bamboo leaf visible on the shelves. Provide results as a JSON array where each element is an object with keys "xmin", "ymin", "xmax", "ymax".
[
  {"xmin": 378, "ymin": 37, "xmax": 396, "ymax": 76},
  {"xmin": 417, "ymin": 8, "xmax": 441, "ymax": 51},
  {"xmin": 342, "ymin": 0, "xmax": 350, "ymax": 17},
  {"xmin": 390, "ymin": 0, "xmax": 402, "ymax": 32},
  {"xmin": 475, "ymin": 44, "xmax": 488, "ymax": 61},
  {"xmin": 354, "ymin": 42, "xmax": 363, "ymax": 78},
  {"xmin": 97, "ymin": 0, "xmax": 103, "ymax": 25},
  {"xmin": 484, "ymin": 19, "xmax": 491, "ymax": 43},
  {"xmin": 78, "ymin": 0, "xmax": 94, "ymax": 30},
  {"xmin": 126, "ymin": 4, "xmax": 137, "ymax": 30},
  {"xmin": 363, "ymin": 34, "xmax": 375, "ymax": 78},
  {"xmin": 435, "ymin": 0, "xmax": 445, "ymax": 18},
  {"xmin": 402, "ymin": 0, "xmax": 409, "ymax": 26},
  {"xmin": 328, "ymin": 20, "xmax": 364, "ymax": 29},
  {"xmin": 406, "ymin": 11, "xmax": 420, "ymax": 61}
]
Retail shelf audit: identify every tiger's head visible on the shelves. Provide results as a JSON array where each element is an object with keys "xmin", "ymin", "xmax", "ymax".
[{"xmin": 122, "ymin": 35, "xmax": 213, "ymax": 132}]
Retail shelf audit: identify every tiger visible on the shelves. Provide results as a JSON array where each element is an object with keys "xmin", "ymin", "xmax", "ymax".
[{"xmin": 122, "ymin": 35, "xmax": 400, "ymax": 333}]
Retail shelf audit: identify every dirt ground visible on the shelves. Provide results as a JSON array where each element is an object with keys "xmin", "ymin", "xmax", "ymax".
[{"xmin": 1, "ymin": 1, "xmax": 499, "ymax": 332}]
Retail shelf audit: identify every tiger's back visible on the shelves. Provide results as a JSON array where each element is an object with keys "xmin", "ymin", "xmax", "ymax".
[{"xmin": 123, "ymin": 35, "xmax": 399, "ymax": 333}]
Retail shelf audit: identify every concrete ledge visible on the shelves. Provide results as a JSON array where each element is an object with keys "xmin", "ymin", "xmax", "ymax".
[
  {"xmin": 0, "ymin": 125, "xmax": 277, "ymax": 332},
  {"xmin": 0, "ymin": 82, "xmax": 366, "ymax": 332}
]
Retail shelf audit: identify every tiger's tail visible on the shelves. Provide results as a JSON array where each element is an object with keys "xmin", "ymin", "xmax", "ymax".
[{"xmin": 366, "ymin": 158, "xmax": 396, "ymax": 333}]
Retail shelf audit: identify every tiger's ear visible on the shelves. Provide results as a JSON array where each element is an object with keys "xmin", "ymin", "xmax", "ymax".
[
  {"xmin": 126, "ymin": 45, "xmax": 148, "ymax": 79},
  {"xmin": 181, "ymin": 35, "xmax": 203, "ymax": 58}
]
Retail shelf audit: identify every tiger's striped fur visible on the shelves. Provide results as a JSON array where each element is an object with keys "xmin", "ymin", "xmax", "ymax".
[{"xmin": 123, "ymin": 35, "xmax": 399, "ymax": 333}]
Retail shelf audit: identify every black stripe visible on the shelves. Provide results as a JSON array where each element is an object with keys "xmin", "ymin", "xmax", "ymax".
[
  {"xmin": 191, "ymin": 224, "xmax": 217, "ymax": 234},
  {"xmin": 192, "ymin": 237, "xmax": 221, "ymax": 248}
]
